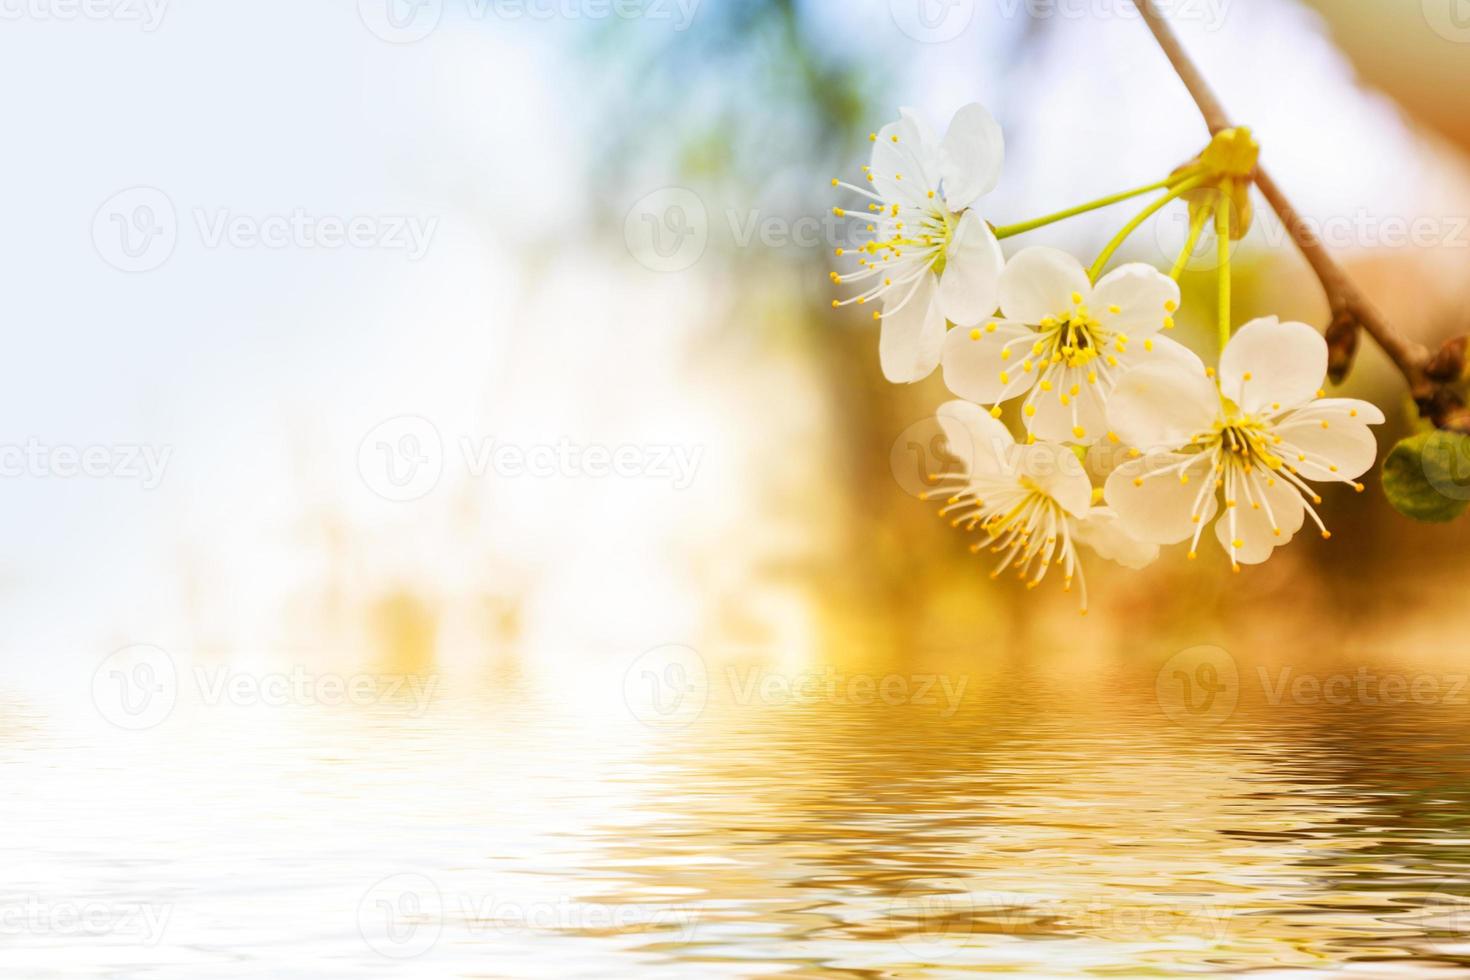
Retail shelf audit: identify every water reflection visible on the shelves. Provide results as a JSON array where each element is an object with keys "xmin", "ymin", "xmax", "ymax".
[{"xmin": 6, "ymin": 640, "xmax": 1470, "ymax": 977}]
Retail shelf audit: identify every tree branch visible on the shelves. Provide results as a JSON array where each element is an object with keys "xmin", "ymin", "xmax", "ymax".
[{"xmin": 1130, "ymin": 0, "xmax": 1466, "ymax": 427}]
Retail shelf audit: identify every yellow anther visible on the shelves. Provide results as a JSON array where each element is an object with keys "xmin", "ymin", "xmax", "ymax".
[
  {"xmin": 1108, "ymin": 305, "xmax": 1121, "ymax": 314},
  {"xmin": 1163, "ymin": 317, "xmax": 1175, "ymax": 330},
  {"xmin": 833, "ymin": 207, "xmax": 845, "ymax": 217},
  {"xmin": 1071, "ymin": 292, "xmax": 1083, "ymax": 304},
  {"xmin": 990, "ymin": 406, "xmax": 1003, "ymax": 419},
  {"xmin": 1165, "ymin": 300, "xmax": 1178, "ymax": 312},
  {"xmin": 970, "ymin": 328, "xmax": 981, "ymax": 341},
  {"xmin": 1107, "ymin": 431, "xmax": 1119, "ymax": 444},
  {"xmin": 999, "ymin": 371, "xmax": 1010, "ymax": 384},
  {"xmin": 985, "ymin": 322, "xmax": 998, "ymax": 333},
  {"xmin": 1072, "ymin": 426, "xmax": 1086, "ymax": 439},
  {"xmin": 1024, "ymin": 404, "xmax": 1036, "ymax": 417}
]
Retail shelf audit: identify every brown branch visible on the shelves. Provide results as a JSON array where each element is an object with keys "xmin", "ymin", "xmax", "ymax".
[{"xmin": 1131, "ymin": 0, "xmax": 1467, "ymax": 427}]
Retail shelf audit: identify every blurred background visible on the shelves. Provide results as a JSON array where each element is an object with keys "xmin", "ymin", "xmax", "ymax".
[{"xmin": 4, "ymin": 0, "xmax": 1470, "ymax": 976}]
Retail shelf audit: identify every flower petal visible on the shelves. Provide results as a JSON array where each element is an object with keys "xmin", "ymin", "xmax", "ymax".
[
  {"xmin": 936, "ymin": 399, "xmax": 1013, "ymax": 478},
  {"xmin": 939, "ymin": 102, "xmax": 1005, "ymax": 210},
  {"xmin": 1106, "ymin": 362, "xmax": 1220, "ymax": 451},
  {"xmin": 1018, "ymin": 441, "xmax": 1093, "ymax": 517},
  {"xmin": 998, "ymin": 247, "xmax": 1090, "ymax": 325},
  {"xmin": 1219, "ymin": 317, "xmax": 1327, "ymax": 414},
  {"xmin": 1105, "ymin": 452, "xmax": 1219, "ymax": 544},
  {"xmin": 870, "ymin": 112, "xmax": 940, "ymax": 207},
  {"xmin": 1025, "ymin": 366, "xmax": 1108, "ymax": 445},
  {"xmin": 1273, "ymin": 417, "xmax": 1380, "ymax": 482},
  {"xmin": 1090, "ymin": 263, "xmax": 1180, "ymax": 337},
  {"xmin": 937, "ymin": 211, "xmax": 1003, "ymax": 326},
  {"xmin": 1274, "ymin": 397, "xmax": 1385, "ymax": 427},
  {"xmin": 1215, "ymin": 474, "xmax": 1304, "ymax": 565},
  {"xmin": 1129, "ymin": 333, "xmax": 1208, "ymax": 377},
  {"xmin": 879, "ymin": 272, "xmax": 945, "ymax": 383},
  {"xmin": 941, "ymin": 319, "xmax": 1035, "ymax": 404},
  {"xmin": 1073, "ymin": 507, "xmax": 1159, "ymax": 569}
]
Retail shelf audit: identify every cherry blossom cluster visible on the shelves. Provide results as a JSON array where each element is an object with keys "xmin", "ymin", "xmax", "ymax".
[{"xmin": 831, "ymin": 104, "xmax": 1383, "ymax": 610}]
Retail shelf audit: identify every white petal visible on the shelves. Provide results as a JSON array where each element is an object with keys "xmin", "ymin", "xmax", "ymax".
[
  {"xmin": 998, "ymin": 247, "xmax": 1090, "ymax": 325},
  {"xmin": 1026, "ymin": 365, "xmax": 1108, "ymax": 445},
  {"xmin": 1073, "ymin": 507, "xmax": 1160, "ymax": 569},
  {"xmin": 1090, "ymin": 263, "xmax": 1180, "ymax": 337},
  {"xmin": 941, "ymin": 320, "xmax": 1034, "ymax": 404},
  {"xmin": 879, "ymin": 273, "xmax": 945, "ymax": 383},
  {"xmin": 1129, "ymin": 333, "xmax": 1207, "ymax": 376},
  {"xmin": 939, "ymin": 102, "xmax": 1005, "ymax": 210},
  {"xmin": 870, "ymin": 114, "xmax": 940, "ymax": 207},
  {"xmin": 1215, "ymin": 475, "xmax": 1304, "ymax": 565},
  {"xmin": 1105, "ymin": 453, "xmax": 1219, "ymax": 544},
  {"xmin": 1273, "ymin": 418, "xmax": 1380, "ymax": 482},
  {"xmin": 1017, "ymin": 441, "xmax": 1092, "ymax": 517},
  {"xmin": 1106, "ymin": 362, "xmax": 1220, "ymax": 452},
  {"xmin": 936, "ymin": 399, "xmax": 1013, "ymax": 478},
  {"xmin": 1219, "ymin": 317, "xmax": 1326, "ymax": 414},
  {"xmin": 1274, "ymin": 397, "xmax": 1385, "ymax": 426},
  {"xmin": 937, "ymin": 211, "xmax": 1003, "ymax": 326}
]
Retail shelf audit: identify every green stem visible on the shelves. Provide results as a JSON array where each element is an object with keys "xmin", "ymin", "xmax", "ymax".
[
  {"xmin": 1170, "ymin": 205, "xmax": 1210, "ymax": 281},
  {"xmin": 1216, "ymin": 203, "xmax": 1232, "ymax": 351},
  {"xmin": 1087, "ymin": 174, "xmax": 1209, "ymax": 282},
  {"xmin": 993, "ymin": 166, "xmax": 1204, "ymax": 240}
]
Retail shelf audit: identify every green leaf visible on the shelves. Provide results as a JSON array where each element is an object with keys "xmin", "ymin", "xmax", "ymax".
[{"xmin": 1382, "ymin": 431, "xmax": 1470, "ymax": 523}]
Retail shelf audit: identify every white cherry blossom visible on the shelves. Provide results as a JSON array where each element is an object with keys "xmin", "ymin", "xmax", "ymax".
[
  {"xmin": 940, "ymin": 247, "xmax": 1198, "ymax": 444},
  {"xmin": 927, "ymin": 401, "xmax": 1159, "ymax": 611},
  {"xmin": 831, "ymin": 104, "xmax": 1007, "ymax": 383},
  {"xmin": 1104, "ymin": 317, "xmax": 1385, "ymax": 569}
]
